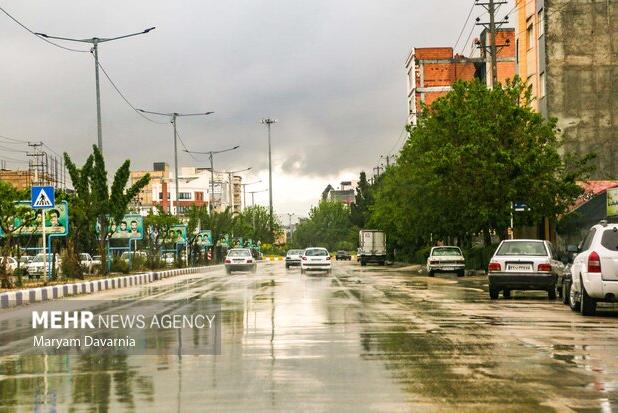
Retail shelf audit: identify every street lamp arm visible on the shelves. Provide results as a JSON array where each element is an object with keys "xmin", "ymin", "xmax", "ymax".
[
  {"xmin": 136, "ymin": 108, "xmax": 172, "ymax": 117},
  {"xmin": 177, "ymin": 112, "xmax": 215, "ymax": 117},
  {"xmin": 98, "ymin": 27, "xmax": 156, "ymax": 43},
  {"xmin": 34, "ymin": 33, "xmax": 92, "ymax": 43},
  {"xmin": 185, "ymin": 145, "xmax": 239, "ymax": 155}
]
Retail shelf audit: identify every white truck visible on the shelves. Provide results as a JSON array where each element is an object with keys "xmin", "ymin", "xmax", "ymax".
[{"xmin": 358, "ymin": 230, "xmax": 386, "ymax": 266}]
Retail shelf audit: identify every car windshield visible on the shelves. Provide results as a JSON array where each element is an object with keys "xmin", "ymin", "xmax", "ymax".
[
  {"xmin": 228, "ymin": 249, "xmax": 251, "ymax": 257},
  {"xmin": 496, "ymin": 241, "xmax": 547, "ymax": 256},
  {"xmin": 432, "ymin": 247, "xmax": 462, "ymax": 256},
  {"xmin": 601, "ymin": 229, "xmax": 618, "ymax": 251},
  {"xmin": 287, "ymin": 250, "xmax": 302, "ymax": 256},
  {"xmin": 32, "ymin": 254, "xmax": 53, "ymax": 263},
  {"xmin": 80, "ymin": 254, "xmax": 90, "ymax": 260},
  {"xmin": 305, "ymin": 249, "xmax": 328, "ymax": 257}
]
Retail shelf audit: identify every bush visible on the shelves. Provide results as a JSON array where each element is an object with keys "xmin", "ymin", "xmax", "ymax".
[
  {"xmin": 413, "ymin": 246, "xmax": 432, "ymax": 264},
  {"xmin": 463, "ymin": 244, "xmax": 499, "ymax": 271},
  {"xmin": 60, "ymin": 249, "xmax": 84, "ymax": 280},
  {"xmin": 110, "ymin": 256, "xmax": 130, "ymax": 274},
  {"xmin": 131, "ymin": 254, "xmax": 147, "ymax": 272}
]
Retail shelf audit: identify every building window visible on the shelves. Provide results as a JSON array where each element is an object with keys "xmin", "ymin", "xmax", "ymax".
[
  {"xmin": 178, "ymin": 192, "xmax": 192, "ymax": 200},
  {"xmin": 539, "ymin": 72, "xmax": 546, "ymax": 97},
  {"xmin": 515, "ymin": 39, "xmax": 519, "ymax": 64},
  {"xmin": 538, "ymin": 9, "xmax": 544, "ymax": 37},
  {"xmin": 195, "ymin": 192, "xmax": 203, "ymax": 201},
  {"xmin": 526, "ymin": 21, "xmax": 534, "ymax": 50}
]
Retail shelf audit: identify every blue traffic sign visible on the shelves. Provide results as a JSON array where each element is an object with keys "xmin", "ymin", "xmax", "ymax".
[
  {"xmin": 31, "ymin": 186, "xmax": 55, "ymax": 209},
  {"xmin": 513, "ymin": 202, "xmax": 529, "ymax": 212}
]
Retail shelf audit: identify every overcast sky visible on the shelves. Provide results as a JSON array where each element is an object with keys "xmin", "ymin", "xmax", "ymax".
[{"xmin": 0, "ymin": 1, "xmax": 512, "ymax": 216}]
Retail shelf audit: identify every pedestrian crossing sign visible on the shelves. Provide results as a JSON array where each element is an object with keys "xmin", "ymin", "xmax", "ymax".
[{"xmin": 31, "ymin": 186, "xmax": 55, "ymax": 209}]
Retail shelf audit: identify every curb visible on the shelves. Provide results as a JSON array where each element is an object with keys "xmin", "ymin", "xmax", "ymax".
[{"xmin": 0, "ymin": 266, "xmax": 218, "ymax": 309}]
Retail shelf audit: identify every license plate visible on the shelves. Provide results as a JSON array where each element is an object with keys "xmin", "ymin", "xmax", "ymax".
[
  {"xmin": 507, "ymin": 263, "xmax": 533, "ymax": 272},
  {"xmin": 233, "ymin": 259, "xmax": 243, "ymax": 263}
]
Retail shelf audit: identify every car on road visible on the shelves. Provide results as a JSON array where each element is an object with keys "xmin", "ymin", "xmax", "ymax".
[
  {"xmin": 569, "ymin": 221, "xmax": 618, "ymax": 316},
  {"xmin": 285, "ymin": 249, "xmax": 303, "ymax": 269},
  {"xmin": 0, "ymin": 257, "xmax": 19, "ymax": 274},
  {"xmin": 488, "ymin": 239, "xmax": 566, "ymax": 299},
  {"xmin": 161, "ymin": 252, "xmax": 175, "ymax": 267},
  {"xmin": 335, "ymin": 250, "xmax": 351, "ymax": 261},
  {"xmin": 225, "ymin": 248, "xmax": 257, "ymax": 274},
  {"xmin": 300, "ymin": 247, "xmax": 331, "ymax": 274},
  {"xmin": 426, "ymin": 246, "xmax": 465, "ymax": 277}
]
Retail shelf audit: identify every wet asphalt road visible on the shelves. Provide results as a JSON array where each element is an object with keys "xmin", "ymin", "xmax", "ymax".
[{"xmin": 1, "ymin": 261, "xmax": 618, "ymax": 412}]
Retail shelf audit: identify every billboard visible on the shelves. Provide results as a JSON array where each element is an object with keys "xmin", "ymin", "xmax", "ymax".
[
  {"xmin": 163, "ymin": 225, "xmax": 187, "ymax": 243},
  {"xmin": 608, "ymin": 188, "xmax": 618, "ymax": 217},
  {"xmin": 0, "ymin": 201, "xmax": 69, "ymax": 238},
  {"xmin": 197, "ymin": 230, "xmax": 213, "ymax": 247},
  {"xmin": 110, "ymin": 214, "xmax": 144, "ymax": 240}
]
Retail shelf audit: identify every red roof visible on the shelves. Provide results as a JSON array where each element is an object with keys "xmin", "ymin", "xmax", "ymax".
[{"xmin": 572, "ymin": 180, "xmax": 618, "ymax": 210}]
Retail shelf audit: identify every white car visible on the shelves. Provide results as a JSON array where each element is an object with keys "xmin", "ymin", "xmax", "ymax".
[
  {"xmin": 285, "ymin": 249, "xmax": 303, "ymax": 269},
  {"xmin": 79, "ymin": 253, "xmax": 94, "ymax": 273},
  {"xmin": 0, "ymin": 257, "xmax": 19, "ymax": 274},
  {"xmin": 225, "ymin": 248, "xmax": 257, "ymax": 274},
  {"xmin": 120, "ymin": 251, "xmax": 147, "ymax": 264},
  {"xmin": 300, "ymin": 247, "xmax": 332, "ymax": 274},
  {"xmin": 569, "ymin": 221, "xmax": 618, "ymax": 316},
  {"xmin": 426, "ymin": 246, "xmax": 465, "ymax": 277},
  {"xmin": 488, "ymin": 239, "xmax": 565, "ymax": 299},
  {"xmin": 26, "ymin": 253, "xmax": 61, "ymax": 277},
  {"xmin": 161, "ymin": 252, "xmax": 175, "ymax": 267}
]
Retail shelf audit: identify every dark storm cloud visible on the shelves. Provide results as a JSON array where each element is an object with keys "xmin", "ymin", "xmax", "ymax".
[{"xmin": 0, "ymin": 0, "xmax": 509, "ymax": 179}]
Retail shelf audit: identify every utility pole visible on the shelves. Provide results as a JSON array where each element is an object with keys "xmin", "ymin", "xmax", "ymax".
[
  {"xmin": 475, "ymin": 0, "xmax": 508, "ymax": 88},
  {"xmin": 261, "ymin": 118, "xmax": 277, "ymax": 234},
  {"xmin": 241, "ymin": 180, "xmax": 262, "ymax": 211},
  {"xmin": 182, "ymin": 146, "xmax": 240, "ymax": 213},
  {"xmin": 35, "ymin": 28, "xmax": 155, "ymax": 152},
  {"xmin": 137, "ymin": 109, "xmax": 214, "ymax": 215}
]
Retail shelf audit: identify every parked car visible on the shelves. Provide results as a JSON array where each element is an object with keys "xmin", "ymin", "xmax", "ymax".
[
  {"xmin": 300, "ymin": 247, "xmax": 332, "ymax": 274},
  {"xmin": 79, "ymin": 253, "xmax": 94, "ymax": 274},
  {"xmin": 569, "ymin": 221, "xmax": 618, "ymax": 316},
  {"xmin": 161, "ymin": 252, "xmax": 175, "ymax": 267},
  {"xmin": 426, "ymin": 246, "xmax": 465, "ymax": 277},
  {"xmin": 0, "ymin": 257, "xmax": 19, "ymax": 274},
  {"xmin": 285, "ymin": 249, "xmax": 303, "ymax": 269},
  {"xmin": 487, "ymin": 239, "xmax": 566, "ymax": 299},
  {"xmin": 336, "ymin": 250, "xmax": 351, "ymax": 261},
  {"xmin": 18, "ymin": 256, "xmax": 34, "ymax": 266},
  {"xmin": 225, "ymin": 248, "xmax": 257, "ymax": 274},
  {"xmin": 26, "ymin": 253, "xmax": 62, "ymax": 278},
  {"xmin": 120, "ymin": 251, "xmax": 147, "ymax": 264},
  {"xmin": 92, "ymin": 255, "xmax": 102, "ymax": 268},
  {"xmin": 558, "ymin": 263, "xmax": 573, "ymax": 305}
]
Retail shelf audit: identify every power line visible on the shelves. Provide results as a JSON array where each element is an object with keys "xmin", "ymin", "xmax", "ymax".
[
  {"xmin": 0, "ymin": 5, "xmax": 89, "ymax": 53},
  {"xmin": 454, "ymin": 1, "xmax": 476, "ymax": 51},
  {"xmin": 175, "ymin": 128, "xmax": 201, "ymax": 162},
  {"xmin": 96, "ymin": 59, "xmax": 169, "ymax": 125},
  {"xmin": 0, "ymin": 134, "xmax": 29, "ymax": 143}
]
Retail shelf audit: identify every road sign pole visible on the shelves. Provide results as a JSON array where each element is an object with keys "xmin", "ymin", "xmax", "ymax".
[{"xmin": 41, "ymin": 210, "xmax": 47, "ymax": 282}]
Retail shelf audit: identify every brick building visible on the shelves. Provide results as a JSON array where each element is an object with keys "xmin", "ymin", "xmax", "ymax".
[{"xmin": 405, "ymin": 28, "xmax": 516, "ymax": 125}]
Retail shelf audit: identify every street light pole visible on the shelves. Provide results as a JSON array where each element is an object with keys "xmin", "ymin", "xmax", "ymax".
[
  {"xmin": 241, "ymin": 180, "xmax": 262, "ymax": 210},
  {"xmin": 261, "ymin": 118, "xmax": 277, "ymax": 234},
  {"xmin": 137, "ymin": 109, "xmax": 214, "ymax": 215},
  {"xmin": 35, "ymin": 27, "xmax": 156, "ymax": 152}
]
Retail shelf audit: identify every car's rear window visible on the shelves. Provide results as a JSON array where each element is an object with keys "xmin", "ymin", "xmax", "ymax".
[
  {"xmin": 496, "ymin": 241, "xmax": 547, "ymax": 256},
  {"xmin": 601, "ymin": 229, "xmax": 618, "ymax": 252},
  {"xmin": 432, "ymin": 247, "xmax": 462, "ymax": 256},
  {"xmin": 228, "ymin": 249, "xmax": 251, "ymax": 257},
  {"xmin": 287, "ymin": 250, "xmax": 302, "ymax": 256},
  {"xmin": 305, "ymin": 249, "xmax": 328, "ymax": 256}
]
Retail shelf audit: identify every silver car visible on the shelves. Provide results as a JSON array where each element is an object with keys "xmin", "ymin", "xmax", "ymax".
[
  {"xmin": 426, "ymin": 246, "xmax": 465, "ymax": 277},
  {"xmin": 488, "ymin": 239, "xmax": 565, "ymax": 299},
  {"xmin": 285, "ymin": 249, "xmax": 303, "ymax": 269}
]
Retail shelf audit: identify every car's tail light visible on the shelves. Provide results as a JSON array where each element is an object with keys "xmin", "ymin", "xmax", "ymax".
[
  {"xmin": 224, "ymin": 259, "xmax": 231, "ymax": 264},
  {"xmin": 301, "ymin": 256, "xmax": 307, "ymax": 260},
  {"xmin": 588, "ymin": 251, "xmax": 601, "ymax": 273},
  {"xmin": 247, "ymin": 259, "xmax": 253, "ymax": 263},
  {"xmin": 537, "ymin": 263, "xmax": 552, "ymax": 272},
  {"xmin": 326, "ymin": 256, "xmax": 331, "ymax": 260},
  {"xmin": 488, "ymin": 262, "xmax": 501, "ymax": 272}
]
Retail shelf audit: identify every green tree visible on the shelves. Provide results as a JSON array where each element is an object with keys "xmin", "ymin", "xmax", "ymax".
[
  {"xmin": 0, "ymin": 182, "xmax": 36, "ymax": 287},
  {"xmin": 144, "ymin": 206, "xmax": 180, "ymax": 268},
  {"xmin": 370, "ymin": 77, "xmax": 592, "ymax": 257},
  {"xmin": 233, "ymin": 205, "xmax": 279, "ymax": 243},
  {"xmin": 350, "ymin": 171, "xmax": 374, "ymax": 228},
  {"xmin": 292, "ymin": 200, "xmax": 356, "ymax": 251},
  {"xmin": 64, "ymin": 145, "xmax": 150, "ymax": 273}
]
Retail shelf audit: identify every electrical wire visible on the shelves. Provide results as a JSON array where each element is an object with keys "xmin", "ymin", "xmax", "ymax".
[
  {"xmin": 0, "ymin": 134, "xmax": 29, "ymax": 143},
  {"xmin": 175, "ymin": 128, "xmax": 202, "ymax": 162},
  {"xmin": 0, "ymin": 5, "xmax": 89, "ymax": 53},
  {"xmin": 0, "ymin": 143, "xmax": 28, "ymax": 153},
  {"xmin": 454, "ymin": 1, "xmax": 476, "ymax": 51},
  {"xmin": 96, "ymin": 58, "xmax": 169, "ymax": 125}
]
